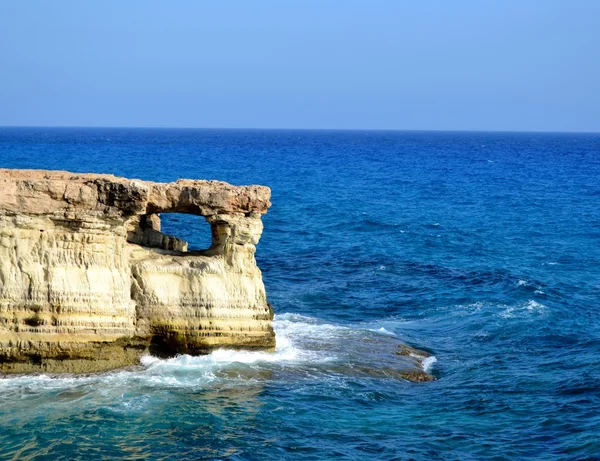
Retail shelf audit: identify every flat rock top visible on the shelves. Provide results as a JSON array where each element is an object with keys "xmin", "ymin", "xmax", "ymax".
[{"xmin": 0, "ymin": 169, "xmax": 271, "ymax": 217}]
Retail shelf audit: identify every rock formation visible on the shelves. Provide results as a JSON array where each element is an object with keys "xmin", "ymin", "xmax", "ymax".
[{"xmin": 0, "ymin": 169, "xmax": 274, "ymax": 373}]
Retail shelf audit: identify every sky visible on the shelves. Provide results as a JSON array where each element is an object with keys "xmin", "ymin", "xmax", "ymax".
[{"xmin": 0, "ymin": 1, "xmax": 599, "ymax": 132}]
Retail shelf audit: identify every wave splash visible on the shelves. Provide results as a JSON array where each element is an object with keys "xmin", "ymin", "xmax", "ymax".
[{"xmin": 0, "ymin": 313, "xmax": 433, "ymax": 396}]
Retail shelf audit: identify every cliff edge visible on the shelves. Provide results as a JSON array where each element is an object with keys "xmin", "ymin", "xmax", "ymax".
[{"xmin": 0, "ymin": 169, "xmax": 275, "ymax": 373}]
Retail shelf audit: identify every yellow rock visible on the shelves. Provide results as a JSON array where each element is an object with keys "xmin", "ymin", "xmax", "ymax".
[{"xmin": 0, "ymin": 169, "xmax": 275, "ymax": 373}]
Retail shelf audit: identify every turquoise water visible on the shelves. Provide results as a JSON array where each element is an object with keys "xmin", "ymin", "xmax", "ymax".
[{"xmin": 0, "ymin": 128, "xmax": 599, "ymax": 460}]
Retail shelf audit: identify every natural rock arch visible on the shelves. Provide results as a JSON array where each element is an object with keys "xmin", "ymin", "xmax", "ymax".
[{"xmin": 0, "ymin": 169, "xmax": 275, "ymax": 373}]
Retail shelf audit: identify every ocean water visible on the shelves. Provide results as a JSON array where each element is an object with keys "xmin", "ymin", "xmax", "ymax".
[{"xmin": 0, "ymin": 128, "xmax": 599, "ymax": 460}]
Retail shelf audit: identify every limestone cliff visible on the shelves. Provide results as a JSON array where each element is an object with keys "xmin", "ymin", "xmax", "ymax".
[{"xmin": 0, "ymin": 169, "xmax": 274, "ymax": 373}]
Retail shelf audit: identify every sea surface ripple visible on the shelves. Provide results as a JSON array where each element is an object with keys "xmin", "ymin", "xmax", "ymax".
[{"xmin": 0, "ymin": 128, "xmax": 599, "ymax": 460}]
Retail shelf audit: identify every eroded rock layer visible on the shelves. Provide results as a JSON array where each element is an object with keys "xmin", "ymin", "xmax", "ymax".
[{"xmin": 0, "ymin": 169, "xmax": 274, "ymax": 373}]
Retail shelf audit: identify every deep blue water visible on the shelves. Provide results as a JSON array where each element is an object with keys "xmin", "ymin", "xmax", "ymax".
[{"xmin": 0, "ymin": 127, "xmax": 599, "ymax": 460}]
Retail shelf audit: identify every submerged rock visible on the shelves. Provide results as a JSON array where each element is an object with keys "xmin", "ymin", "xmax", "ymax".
[
  {"xmin": 396, "ymin": 344, "xmax": 436, "ymax": 382},
  {"xmin": 0, "ymin": 169, "xmax": 275, "ymax": 373},
  {"xmin": 399, "ymin": 370, "xmax": 436, "ymax": 383},
  {"xmin": 396, "ymin": 344, "xmax": 432, "ymax": 359}
]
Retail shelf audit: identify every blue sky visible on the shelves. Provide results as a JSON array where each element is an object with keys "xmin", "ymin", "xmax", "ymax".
[{"xmin": 0, "ymin": 1, "xmax": 598, "ymax": 132}]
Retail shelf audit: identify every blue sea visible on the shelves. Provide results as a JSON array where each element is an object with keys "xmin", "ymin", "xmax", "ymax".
[{"xmin": 0, "ymin": 128, "xmax": 599, "ymax": 460}]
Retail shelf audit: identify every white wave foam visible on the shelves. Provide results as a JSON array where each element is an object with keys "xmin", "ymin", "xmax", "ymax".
[
  {"xmin": 499, "ymin": 300, "xmax": 548, "ymax": 318},
  {"xmin": 140, "ymin": 313, "xmax": 340, "ymax": 373},
  {"xmin": 368, "ymin": 327, "xmax": 396, "ymax": 336},
  {"xmin": 140, "ymin": 348, "xmax": 298, "ymax": 371},
  {"xmin": 525, "ymin": 300, "xmax": 547, "ymax": 311},
  {"xmin": 0, "ymin": 313, "xmax": 433, "ymax": 391},
  {"xmin": 406, "ymin": 351, "xmax": 436, "ymax": 373},
  {"xmin": 517, "ymin": 280, "xmax": 528, "ymax": 286},
  {"xmin": 274, "ymin": 312, "xmax": 318, "ymax": 324},
  {"xmin": 422, "ymin": 356, "xmax": 437, "ymax": 373}
]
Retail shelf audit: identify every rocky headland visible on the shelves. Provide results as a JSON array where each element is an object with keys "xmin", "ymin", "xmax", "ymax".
[{"xmin": 0, "ymin": 169, "xmax": 274, "ymax": 373}]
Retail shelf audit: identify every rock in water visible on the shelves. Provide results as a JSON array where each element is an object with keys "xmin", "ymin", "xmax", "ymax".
[{"xmin": 0, "ymin": 169, "xmax": 275, "ymax": 373}]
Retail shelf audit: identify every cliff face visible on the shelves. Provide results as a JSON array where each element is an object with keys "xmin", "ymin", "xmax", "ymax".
[{"xmin": 0, "ymin": 169, "xmax": 274, "ymax": 373}]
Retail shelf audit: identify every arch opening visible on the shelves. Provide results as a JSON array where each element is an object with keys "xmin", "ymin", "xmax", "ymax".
[
  {"xmin": 160, "ymin": 213, "xmax": 213, "ymax": 251},
  {"xmin": 126, "ymin": 213, "xmax": 213, "ymax": 252}
]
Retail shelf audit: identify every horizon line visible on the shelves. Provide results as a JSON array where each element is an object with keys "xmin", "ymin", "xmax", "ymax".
[{"xmin": 0, "ymin": 125, "xmax": 599, "ymax": 135}]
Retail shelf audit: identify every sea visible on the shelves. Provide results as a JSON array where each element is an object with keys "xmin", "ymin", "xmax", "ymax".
[{"xmin": 0, "ymin": 127, "xmax": 599, "ymax": 460}]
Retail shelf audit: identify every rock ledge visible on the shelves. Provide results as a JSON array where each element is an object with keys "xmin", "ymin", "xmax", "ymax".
[{"xmin": 0, "ymin": 169, "xmax": 275, "ymax": 373}]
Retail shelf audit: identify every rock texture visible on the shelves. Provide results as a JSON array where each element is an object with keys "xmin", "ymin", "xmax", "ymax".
[
  {"xmin": 0, "ymin": 169, "xmax": 274, "ymax": 373},
  {"xmin": 396, "ymin": 344, "xmax": 436, "ymax": 382}
]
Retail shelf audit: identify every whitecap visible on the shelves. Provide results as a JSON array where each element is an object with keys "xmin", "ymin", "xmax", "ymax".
[
  {"xmin": 525, "ymin": 300, "xmax": 547, "ymax": 311},
  {"xmin": 368, "ymin": 327, "xmax": 396, "ymax": 336},
  {"xmin": 499, "ymin": 300, "xmax": 548, "ymax": 318}
]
